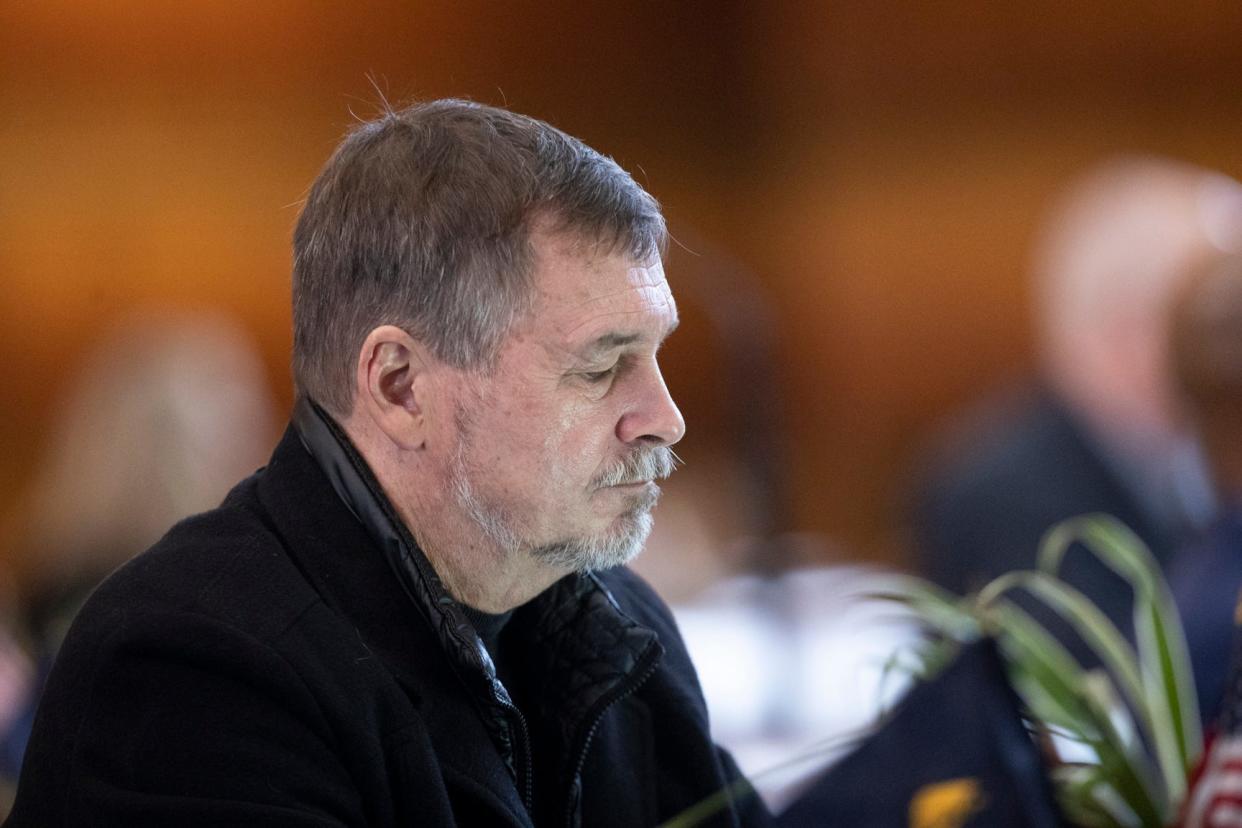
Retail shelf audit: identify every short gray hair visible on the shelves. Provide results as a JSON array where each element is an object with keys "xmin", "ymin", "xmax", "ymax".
[{"xmin": 292, "ymin": 98, "xmax": 667, "ymax": 417}]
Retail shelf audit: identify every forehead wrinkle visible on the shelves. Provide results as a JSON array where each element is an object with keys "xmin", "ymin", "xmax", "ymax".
[
  {"xmin": 549, "ymin": 283, "xmax": 673, "ymax": 314},
  {"xmin": 529, "ymin": 254, "xmax": 677, "ymax": 361},
  {"xmin": 540, "ymin": 258, "xmax": 670, "ymax": 303},
  {"xmin": 559, "ymin": 305, "xmax": 678, "ymax": 343},
  {"xmin": 553, "ymin": 283, "xmax": 678, "ymax": 336}
]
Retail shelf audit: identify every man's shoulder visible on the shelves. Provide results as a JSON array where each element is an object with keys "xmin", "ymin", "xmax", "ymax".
[
  {"xmin": 80, "ymin": 470, "xmax": 320, "ymax": 645},
  {"xmin": 10, "ymin": 468, "xmax": 417, "ymax": 828}
]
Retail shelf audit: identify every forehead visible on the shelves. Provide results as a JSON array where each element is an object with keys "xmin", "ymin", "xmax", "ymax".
[{"xmin": 524, "ymin": 232, "xmax": 677, "ymax": 345}]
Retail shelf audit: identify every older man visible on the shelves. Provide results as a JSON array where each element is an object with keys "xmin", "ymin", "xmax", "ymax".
[{"xmin": 9, "ymin": 100, "xmax": 766, "ymax": 827}]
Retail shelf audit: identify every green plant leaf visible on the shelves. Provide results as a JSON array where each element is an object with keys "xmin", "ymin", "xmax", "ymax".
[
  {"xmin": 868, "ymin": 577, "xmax": 981, "ymax": 642},
  {"xmin": 861, "ymin": 516, "xmax": 1204, "ymax": 826},
  {"xmin": 1052, "ymin": 764, "xmax": 1120, "ymax": 828},
  {"xmin": 977, "ymin": 572, "xmax": 1144, "ymax": 717},
  {"xmin": 1075, "ymin": 671, "xmax": 1167, "ymax": 826},
  {"xmin": 1039, "ymin": 515, "xmax": 1202, "ymax": 800},
  {"xmin": 984, "ymin": 600, "xmax": 1101, "ymax": 736},
  {"xmin": 904, "ymin": 594, "xmax": 1165, "ymax": 823}
]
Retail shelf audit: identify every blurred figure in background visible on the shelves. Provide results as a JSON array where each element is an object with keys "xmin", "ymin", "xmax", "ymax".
[
  {"xmin": 910, "ymin": 157, "xmax": 1242, "ymax": 638},
  {"xmin": 1166, "ymin": 255, "xmax": 1242, "ymax": 725},
  {"xmin": 1169, "ymin": 255, "xmax": 1242, "ymax": 828},
  {"xmin": 0, "ymin": 310, "xmax": 277, "ymax": 808}
]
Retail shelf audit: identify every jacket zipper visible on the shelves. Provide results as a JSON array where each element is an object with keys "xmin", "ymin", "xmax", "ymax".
[
  {"xmin": 561, "ymin": 644, "xmax": 662, "ymax": 828},
  {"xmin": 501, "ymin": 699, "xmax": 535, "ymax": 814}
]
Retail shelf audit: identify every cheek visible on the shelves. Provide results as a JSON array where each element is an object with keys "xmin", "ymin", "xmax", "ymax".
[
  {"xmin": 475, "ymin": 374, "xmax": 621, "ymax": 482},
  {"xmin": 546, "ymin": 406, "xmax": 617, "ymax": 473},
  {"xmin": 472, "ymin": 381, "xmax": 549, "ymax": 453}
]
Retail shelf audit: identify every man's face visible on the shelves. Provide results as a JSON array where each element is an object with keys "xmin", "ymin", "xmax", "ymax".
[{"xmin": 446, "ymin": 229, "xmax": 685, "ymax": 574}]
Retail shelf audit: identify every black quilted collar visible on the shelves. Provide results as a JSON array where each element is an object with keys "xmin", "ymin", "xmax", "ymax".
[{"xmin": 509, "ymin": 572, "xmax": 662, "ymax": 737}]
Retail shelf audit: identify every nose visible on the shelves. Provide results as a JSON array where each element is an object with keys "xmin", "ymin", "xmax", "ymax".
[{"xmin": 616, "ymin": 363, "xmax": 686, "ymax": 447}]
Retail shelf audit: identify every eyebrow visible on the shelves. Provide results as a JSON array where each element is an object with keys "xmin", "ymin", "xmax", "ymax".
[
  {"xmin": 579, "ymin": 332, "xmax": 640, "ymax": 358},
  {"xmin": 576, "ymin": 318, "xmax": 680, "ymax": 359}
]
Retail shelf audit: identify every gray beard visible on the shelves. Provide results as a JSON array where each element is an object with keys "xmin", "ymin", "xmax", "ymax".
[
  {"xmin": 449, "ymin": 448, "xmax": 668, "ymax": 573},
  {"xmin": 529, "ymin": 492, "xmax": 657, "ymax": 571}
]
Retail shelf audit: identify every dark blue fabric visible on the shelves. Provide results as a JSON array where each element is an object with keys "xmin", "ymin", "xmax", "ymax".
[
  {"xmin": 1170, "ymin": 509, "xmax": 1242, "ymax": 726},
  {"xmin": 778, "ymin": 639, "xmax": 1062, "ymax": 828}
]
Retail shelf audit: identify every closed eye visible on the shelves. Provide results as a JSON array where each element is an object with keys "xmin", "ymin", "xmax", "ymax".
[{"xmin": 582, "ymin": 364, "xmax": 618, "ymax": 383}]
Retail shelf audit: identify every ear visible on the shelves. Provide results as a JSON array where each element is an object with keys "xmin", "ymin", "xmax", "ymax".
[{"xmin": 354, "ymin": 325, "xmax": 436, "ymax": 451}]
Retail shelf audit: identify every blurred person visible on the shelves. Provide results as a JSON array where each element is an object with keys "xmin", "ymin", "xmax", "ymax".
[
  {"xmin": 910, "ymin": 157, "xmax": 1242, "ymax": 638},
  {"xmin": 11, "ymin": 312, "xmax": 277, "ymax": 636},
  {"xmin": 8, "ymin": 100, "xmax": 768, "ymax": 827},
  {"xmin": 0, "ymin": 310, "xmax": 277, "ymax": 807},
  {"xmin": 1165, "ymin": 254, "xmax": 1242, "ymax": 725}
]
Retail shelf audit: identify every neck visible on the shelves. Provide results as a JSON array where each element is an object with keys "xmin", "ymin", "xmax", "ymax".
[
  {"xmin": 339, "ymin": 418, "xmax": 565, "ymax": 613},
  {"xmin": 297, "ymin": 399, "xmax": 565, "ymax": 614},
  {"xmin": 410, "ymin": 513, "xmax": 565, "ymax": 612}
]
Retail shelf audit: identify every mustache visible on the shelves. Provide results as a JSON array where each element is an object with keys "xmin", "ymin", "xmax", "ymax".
[{"xmin": 592, "ymin": 447, "xmax": 682, "ymax": 489}]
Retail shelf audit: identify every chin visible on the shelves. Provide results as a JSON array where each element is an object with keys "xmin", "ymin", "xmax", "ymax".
[{"xmin": 532, "ymin": 508, "xmax": 653, "ymax": 573}]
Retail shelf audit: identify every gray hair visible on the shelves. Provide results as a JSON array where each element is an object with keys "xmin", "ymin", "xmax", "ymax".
[{"xmin": 292, "ymin": 98, "xmax": 667, "ymax": 416}]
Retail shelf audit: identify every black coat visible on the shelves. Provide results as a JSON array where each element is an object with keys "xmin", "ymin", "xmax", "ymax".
[{"xmin": 9, "ymin": 404, "xmax": 766, "ymax": 827}]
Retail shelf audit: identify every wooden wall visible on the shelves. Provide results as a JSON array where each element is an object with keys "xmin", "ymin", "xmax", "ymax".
[{"xmin": 4, "ymin": 2, "xmax": 1242, "ymax": 576}]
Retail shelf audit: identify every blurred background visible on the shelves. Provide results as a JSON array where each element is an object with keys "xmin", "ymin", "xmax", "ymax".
[{"xmin": 6, "ymin": 0, "xmax": 1242, "ymax": 809}]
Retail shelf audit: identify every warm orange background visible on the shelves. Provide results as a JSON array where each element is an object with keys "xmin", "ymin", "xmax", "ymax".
[{"xmin": 5, "ymin": 2, "xmax": 1242, "ymax": 577}]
